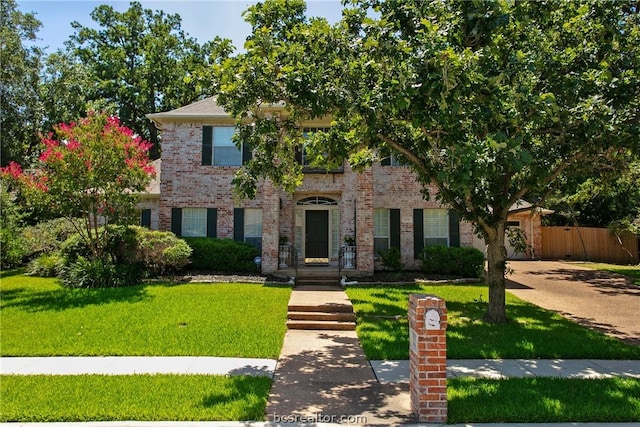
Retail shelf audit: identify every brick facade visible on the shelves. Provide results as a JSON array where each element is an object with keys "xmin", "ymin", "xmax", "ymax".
[{"xmin": 144, "ymin": 97, "xmax": 543, "ymax": 276}]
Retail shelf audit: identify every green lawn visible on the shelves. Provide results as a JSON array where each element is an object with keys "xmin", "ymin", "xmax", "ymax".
[
  {"xmin": 346, "ymin": 284, "xmax": 640, "ymax": 360},
  {"xmin": 579, "ymin": 262, "xmax": 640, "ymax": 286},
  {"xmin": 0, "ymin": 374, "xmax": 271, "ymax": 422},
  {"xmin": 448, "ymin": 377, "xmax": 640, "ymax": 423},
  {"xmin": 0, "ymin": 271, "xmax": 291, "ymax": 358}
]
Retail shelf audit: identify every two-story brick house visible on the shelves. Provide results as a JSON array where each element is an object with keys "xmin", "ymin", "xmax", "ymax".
[{"xmin": 145, "ymin": 97, "xmax": 542, "ymax": 277}]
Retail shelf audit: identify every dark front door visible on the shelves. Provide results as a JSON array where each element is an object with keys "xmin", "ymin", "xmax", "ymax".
[{"xmin": 305, "ymin": 210, "xmax": 329, "ymax": 262}]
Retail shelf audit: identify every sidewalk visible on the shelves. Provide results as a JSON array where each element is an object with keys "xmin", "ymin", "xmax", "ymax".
[{"xmin": 2, "ymin": 356, "xmax": 638, "ymax": 380}]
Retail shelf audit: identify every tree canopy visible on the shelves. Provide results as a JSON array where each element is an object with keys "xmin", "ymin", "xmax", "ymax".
[
  {"xmin": 68, "ymin": 1, "xmax": 233, "ymax": 157},
  {"xmin": 0, "ymin": 0, "xmax": 43, "ymax": 166},
  {"xmin": 216, "ymin": 0, "xmax": 640, "ymax": 322}
]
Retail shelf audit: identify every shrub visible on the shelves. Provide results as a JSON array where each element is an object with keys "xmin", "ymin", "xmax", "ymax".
[
  {"xmin": 21, "ymin": 218, "xmax": 79, "ymax": 259},
  {"xmin": 0, "ymin": 186, "xmax": 27, "ymax": 268},
  {"xmin": 377, "ymin": 246, "xmax": 403, "ymax": 271},
  {"xmin": 59, "ymin": 256, "xmax": 142, "ymax": 288},
  {"xmin": 131, "ymin": 226, "xmax": 191, "ymax": 275},
  {"xmin": 184, "ymin": 238, "xmax": 260, "ymax": 272},
  {"xmin": 26, "ymin": 253, "xmax": 65, "ymax": 277},
  {"xmin": 421, "ymin": 246, "xmax": 485, "ymax": 278}
]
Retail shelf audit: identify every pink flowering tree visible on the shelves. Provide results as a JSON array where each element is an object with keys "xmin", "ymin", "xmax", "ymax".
[{"xmin": 1, "ymin": 112, "xmax": 155, "ymax": 262}]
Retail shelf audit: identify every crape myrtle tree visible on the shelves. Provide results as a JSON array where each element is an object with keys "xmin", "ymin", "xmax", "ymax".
[
  {"xmin": 216, "ymin": 0, "xmax": 640, "ymax": 322},
  {"xmin": 1, "ymin": 112, "xmax": 155, "ymax": 262}
]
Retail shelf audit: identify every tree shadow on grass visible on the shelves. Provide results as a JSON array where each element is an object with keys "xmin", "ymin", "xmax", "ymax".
[
  {"xmin": 348, "ymin": 285, "xmax": 640, "ymax": 360},
  {"xmin": 448, "ymin": 377, "xmax": 640, "ymax": 423},
  {"xmin": 200, "ymin": 376, "xmax": 272, "ymax": 420},
  {"xmin": 0, "ymin": 283, "xmax": 151, "ymax": 313}
]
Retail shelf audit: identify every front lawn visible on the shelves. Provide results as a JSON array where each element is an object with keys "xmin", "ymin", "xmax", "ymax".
[
  {"xmin": 346, "ymin": 284, "xmax": 640, "ymax": 360},
  {"xmin": 578, "ymin": 262, "xmax": 640, "ymax": 286},
  {"xmin": 448, "ymin": 377, "xmax": 640, "ymax": 423},
  {"xmin": 0, "ymin": 374, "xmax": 271, "ymax": 422},
  {"xmin": 0, "ymin": 272, "xmax": 290, "ymax": 358}
]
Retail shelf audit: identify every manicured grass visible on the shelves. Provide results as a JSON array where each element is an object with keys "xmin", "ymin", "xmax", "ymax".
[
  {"xmin": 448, "ymin": 377, "xmax": 640, "ymax": 423},
  {"xmin": 346, "ymin": 284, "xmax": 640, "ymax": 360},
  {"xmin": 0, "ymin": 374, "xmax": 271, "ymax": 422},
  {"xmin": 579, "ymin": 262, "xmax": 640, "ymax": 286},
  {"xmin": 0, "ymin": 272, "xmax": 290, "ymax": 358}
]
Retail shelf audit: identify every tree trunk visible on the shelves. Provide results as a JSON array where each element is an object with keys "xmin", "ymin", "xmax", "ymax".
[{"xmin": 484, "ymin": 223, "xmax": 508, "ymax": 323}]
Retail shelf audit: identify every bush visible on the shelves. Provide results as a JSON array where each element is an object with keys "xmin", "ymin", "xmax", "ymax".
[
  {"xmin": 21, "ymin": 218, "xmax": 80, "ymax": 259},
  {"xmin": 131, "ymin": 226, "xmax": 191, "ymax": 275},
  {"xmin": 184, "ymin": 238, "xmax": 260, "ymax": 272},
  {"xmin": 59, "ymin": 256, "xmax": 142, "ymax": 288},
  {"xmin": 26, "ymin": 253, "xmax": 65, "ymax": 277},
  {"xmin": 377, "ymin": 246, "xmax": 403, "ymax": 271},
  {"xmin": 421, "ymin": 246, "xmax": 485, "ymax": 278},
  {"xmin": 0, "ymin": 186, "xmax": 27, "ymax": 268},
  {"xmin": 61, "ymin": 226, "xmax": 191, "ymax": 279}
]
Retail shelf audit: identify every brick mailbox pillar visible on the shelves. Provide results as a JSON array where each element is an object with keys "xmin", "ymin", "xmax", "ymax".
[{"xmin": 408, "ymin": 294, "xmax": 448, "ymax": 423}]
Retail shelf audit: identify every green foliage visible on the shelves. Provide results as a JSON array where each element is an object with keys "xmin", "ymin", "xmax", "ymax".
[
  {"xmin": 20, "ymin": 217, "xmax": 81, "ymax": 259},
  {"xmin": 67, "ymin": 2, "xmax": 234, "ymax": 156},
  {"xmin": 421, "ymin": 246, "xmax": 485, "ymax": 278},
  {"xmin": 184, "ymin": 238, "xmax": 260, "ymax": 273},
  {"xmin": 1, "ymin": 375, "xmax": 272, "ymax": 422},
  {"xmin": 0, "ymin": 0, "xmax": 43, "ymax": 166},
  {"xmin": 26, "ymin": 253, "xmax": 65, "ymax": 277},
  {"xmin": 2, "ymin": 113, "xmax": 155, "ymax": 262},
  {"xmin": 216, "ymin": 0, "xmax": 640, "ymax": 322},
  {"xmin": 61, "ymin": 225, "xmax": 191, "ymax": 279},
  {"xmin": 0, "ymin": 185, "xmax": 27, "ymax": 268},
  {"xmin": 59, "ymin": 256, "xmax": 142, "ymax": 288},
  {"xmin": 376, "ymin": 246, "xmax": 403, "ymax": 271},
  {"xmin": 131, "ymin": 226, "xmax": 192, "ymax": 275}
]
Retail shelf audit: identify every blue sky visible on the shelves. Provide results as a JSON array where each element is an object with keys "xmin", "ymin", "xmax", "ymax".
[{"xmin": 17, "ymin": 0, "xmax": 344, "ymax": 53}]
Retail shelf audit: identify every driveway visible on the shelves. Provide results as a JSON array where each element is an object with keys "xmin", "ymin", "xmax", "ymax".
[{"xmin": 506, "ymin": 260, "xmax": 640, "ymax": 346}]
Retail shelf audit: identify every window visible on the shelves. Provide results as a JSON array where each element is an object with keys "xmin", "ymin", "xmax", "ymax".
[
  {"xmin": 182, "ymin": 208, "xmax": 207, "ymax": 237},
  {"xmin": 202, "ymin": 126, "xmax": 244, "ymax": 166},
  {"xmin": 299, "ymin": 127, "xmax": 343, "ymax": 172},
  {"xmin": 139, "ymin": 209, "xmax": 151, "ymax": 228},
  {"xmin": 374, "ymin": 209, "xmax": 390, "ymax": 255},
  {"xmin": 213, "ymin": 127, "xmax": 241, "ymax": 166},
  {"xmin": 424, "ymin": 209, "xmax": 449, "ymax": 247},
  {"xmin": 382, "ymin": 154, "xmax": 408, "ymax": 166},
  {"xmin": 244, "ymin": 209, "xmax": 262, "ymax": 250}
]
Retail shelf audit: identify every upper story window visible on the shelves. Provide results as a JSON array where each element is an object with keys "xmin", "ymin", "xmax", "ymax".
[
  {"xmin": 381, "ymin": 154, "xmax": 409, "ymax": 166},
  {"xmin": 202, "ymin": 126, "xmax": 250, "ymax": 166},
  {"xmin": 297, "ymin": 127, "xmax": 343, "ymax": 172}
]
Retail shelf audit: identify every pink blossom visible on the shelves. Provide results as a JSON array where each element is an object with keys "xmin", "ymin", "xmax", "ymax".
[
  {"xmin": 66, "ymin": 139, "xmax": 81, "ymax": 150},
  {"xmin": 1, "ymin": 161, "xmax": 23, "ymax": 179}
]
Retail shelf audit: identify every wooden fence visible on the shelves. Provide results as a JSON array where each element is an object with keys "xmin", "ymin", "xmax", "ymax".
[{"xmin": 541, "ymin": 226, "xmax": 639, "ymax": 264}]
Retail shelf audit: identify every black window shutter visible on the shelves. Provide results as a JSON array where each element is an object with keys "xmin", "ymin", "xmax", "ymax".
[
  {"xmin": 171, "ymin": 208, "xmax": 182, "ymax": 236},
  {"xmin": 242, "ymin": 143, "xmax": 252, "ymax": 164},
  {"xmin": 449, "ymin": 209, "xmax": 460, "ymax": 247},
  {"xmin": 413, "ymin": 209, "xmax": 424, "ymax": 258},
  {"xmin": 233, "ymin": 208, "xmax": 244, "ymax": 242},
  {"xmin": 140, "ymin": 209, "xmax": 151, "ymax": 228},
  {"xmin": 202, "ymin": 126, "xmax": 213, "ymax": 166},
  {"xmin": 381, "ymin": 157, "xmax": 391, "ymax": 166},
  {"xmin": 206, "ymin": 208, "xmax": 217, "ymax": 238},
  {"xmin": 390, "ymin": 209, "xmax": 401, "ymax": 249}
]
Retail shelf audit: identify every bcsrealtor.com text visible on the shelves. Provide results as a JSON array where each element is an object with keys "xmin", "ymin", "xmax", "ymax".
[{"xmin": 272, "ymin": 412, "xmax": 367, "ymax": 424}]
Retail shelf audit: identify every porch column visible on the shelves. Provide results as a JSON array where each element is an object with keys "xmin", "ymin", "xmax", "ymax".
[
  {"xmin": 261, "ymin": 180, "xmax": 280, "ymax": 273},
  {"xmin": 356, "ymin": 168, "xmax": 374, "ymax": 274}
]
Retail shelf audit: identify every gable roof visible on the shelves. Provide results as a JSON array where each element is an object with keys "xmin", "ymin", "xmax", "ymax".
[{"xmin": 146, "ymin": 97, "xmax": 229, "ymax": 123}]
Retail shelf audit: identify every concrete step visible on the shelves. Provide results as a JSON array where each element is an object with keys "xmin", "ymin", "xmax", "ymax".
[
  {"xmin": 288, "ymin": 303, "xmax": 354, "ymax": 313},
  {"xmin": 286, "ymin": 319, "xmax": 356, "ymax": 331},
  {"xmin": 288, "ymin": 311, "xmax": 356, "ymax": 322},
  {"xmin": 294, "ymin": 278, "xmax": 342, "ymax": 286}
]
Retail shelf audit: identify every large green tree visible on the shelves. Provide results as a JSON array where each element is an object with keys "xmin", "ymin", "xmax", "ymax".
[
  {"xmin": 216, "ymin": 0, "xmax": 640, "ymax": 322},
  {"xmin": 0, "ymin": 0, "xmax": 43, "ymax": 166},
  {"xmin": 68, "ymin": 1, "xmax": 233, "ymax": 157}
]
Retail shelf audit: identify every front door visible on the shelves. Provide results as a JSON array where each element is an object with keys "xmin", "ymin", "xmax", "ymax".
[{"xmin": 305, "ymin": 210, "xmax": 329, "ymax": 263}]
